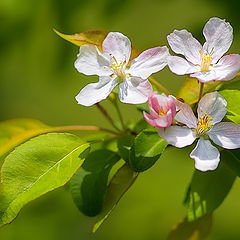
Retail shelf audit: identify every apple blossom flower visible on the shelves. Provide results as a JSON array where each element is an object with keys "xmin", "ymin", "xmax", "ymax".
[
  {"xmin": 74, "ymin": 32, "xmax": 169, "ymax": 106},
  {"xmin": 143, "ymin": 92, "xmax": 176, "ymax": 128},
  {"xmin": 167, "ymin": 17, "xmax": 240, "ymax": 83},
  {"xmin": 158, "ymin": 91, "xmax": 240, "ymax": 171}
]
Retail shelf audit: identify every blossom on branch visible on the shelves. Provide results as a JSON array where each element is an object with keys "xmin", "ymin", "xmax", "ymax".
[
  {"xmin": 143, "ymin": 92, "xmax": 176, "ymax": 128},
  {"xmin": 74, "ymin": 32, "xmax": 169, "ymax": 106},
  {"xmin": 167, "ymin": 17, "xmax": 240, "ymax": 83},
  {"xmin": 158, "ymin": 92, "xmax": 240, "ymax": 171}
]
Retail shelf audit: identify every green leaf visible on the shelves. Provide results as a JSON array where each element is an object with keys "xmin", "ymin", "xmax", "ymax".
[
  {"xmin": 218, "ymin": 73, "xmax": 240, "ymax": 90},
  {"xmin": 125, "ymin": 118, "xmax": 152, "ymax": 134},
  {"xmin": 0, "ymin": 133, "xmax": 90, "ymax": 226},
  {"xmin": 93, "ymin": 164, "xmax": 138, "ymax": 233},
  {"xmin": 167, "ymin": 214, "xmax": 213, "ymax": 240},
  {"xmin": 70, "ymin": 150, "xmax": 120, "ymax": 217},
  {"xmin": 221, "ymin": 149, "xmax": 240, "ymax": 177},
  {"xmin": 219, "ymin": 89, "xmax": 240, "ymax": 117},
  {"xmin": 185, "ymin": 161, "xmax": 236, "ymax": 222},
  {"xmin": 54, "ymin": 29, "xmax": 140, "ymax": 61},
  {"xmin": 129, "ymin": 129, "xmax": 168, "ymax": 172},
  {"xmin": 178, "ymin": 77, "xmax": 221, "ymax": 104},
  {"xmin": 0, "ymin": 118, "xmax": 48, "ymax": 146},
  {"xmin": 0, "ymin": 118, "xmax": 50, "ymax": 165},
  {"xmin": 136, "ymin": 102, "xmax": 150, "ymax": 113},
  {"xmin": 117, "ymin": 135, "xmax": 135, "ymax": 164}
]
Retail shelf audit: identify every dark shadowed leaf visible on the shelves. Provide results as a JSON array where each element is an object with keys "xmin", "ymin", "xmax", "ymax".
[
  {"xmin": 93, "ymin": 164, "xmax": 138, "ymax": 233},
  {"xmin": 117, "ymin": 135, "xmax": 135, "ymax": 164},
  {"xmin": 221, "ymin": 149, "xmax": 240, "ymax": 177},
  {"xmin": 184, "ymin": 161, "xmax": 236, "ymax": 222},
  {"xmin": 70, "ymin": 150, "xmax": 120, "ymax": 217}
]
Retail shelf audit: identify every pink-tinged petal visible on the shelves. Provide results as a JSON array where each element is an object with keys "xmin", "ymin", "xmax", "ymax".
[
  {"xmin": 167, "ymin": 29, "xmax": 202, "ymax": 64},
  {"xmin": 208, "ymin": 122, "xmax": 240, "ymax": 149},
  {"xmin": 175, "ymin": 99, "xmax": 198, "ymax": 128},
  {"xmin": 197, "ymin": 92, "xmax": 227, "ymax": 124},
  {"xmin": 128, "ymin": 46, "xmax": 169, "ymax": 79},
  {"xmin": 144, "ymin": 109, "xmax": 174, "ymax": 128},
  {"xmin": 74, "ymin": 44, "xmax": 112, "ymax": 76},
  {"xmin": 158, "ymin": 126, "xmax": 196, "ymax": 148},
  {"xmin": 119, "ymin": 77, "xmax": 152, "ymax": 104},
  {"xmin": 213, "ymin": 54, "xmax": 240, "ymax": 81},
  {"xmin": 203, "ymin": 17, "xmax": 233, "ymax": 63},
  {"xmin": 144, "ymin": 92, "xmax": 176, "ymax": 128},
  {"xmin": 190, "ymin": 138, "xmax": 220, "ymax": 171},
  {"xmin": 168, "ymin": 56, "xmax": 198, "ymax": 75},
  {"xmin": 102, "ymin": 32, "xmax": 131, "ymax": 63},
  {"xmin": 75, "ymin": 76, "xmax": 117, "ymax": 106},
  {"xmin": 150, "ymin": 92, "xmax": 169, "ymax": 113}
]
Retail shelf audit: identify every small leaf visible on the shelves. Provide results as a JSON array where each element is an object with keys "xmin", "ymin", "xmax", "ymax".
[
  {"xmin": 93, "ymin": 164, "xmax": 138, "ymax": 233},
  {"xmin": 178, "ymin": 78, "xmax": 221, "ymax": 104},
  {"xmin": 167, "ymin": 214, "xmax": 213, "ymax": 240},
  {"xmin": 129, "ymin": 129, "xmax": 168, "ymax": 172},
  {"xmin": 185, "ymin": 161, "xmax": 236, "ymax": 222},
  {"xmin": 54, "ymin": 29, "xmax": 141, "ymax": 60},
  {"xmin": 54, "ymin": 29, "xmax": 108, "ymax": 50},
  {"xmin": 0, "ymin": 133, "xmax": 90, "ymax": 226},
  {"xmin": 117, "ymin": 135, "xmax": 135, "ymax": 164},
  {"xmin": 70, "ymin": 150, "xmax": 120, "ymax": 217}
]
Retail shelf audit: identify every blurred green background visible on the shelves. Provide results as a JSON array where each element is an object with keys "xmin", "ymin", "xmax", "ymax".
[{"xmin": 1, "ymin": 0, "xmax": 240, "ymax": 239}]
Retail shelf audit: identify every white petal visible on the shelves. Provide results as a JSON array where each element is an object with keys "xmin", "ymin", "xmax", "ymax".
[
  {"xmin": 191, "ymin": 54, "xmax": 240, "ymax": 83},
  {"xmin": 212, "ymin": 54, "xmax": 240, "ymax": 81},
  {"xmin": 74, "ymin": 45, "xmax": 112, "ymax": 76},
  {"xmin": 158, "ymin": 126, "xmax": 196, "ymax": 148},
  {"xmin": 167, "ymin": 29, "xmax": 202, "ymax": 64},
  {"xmin": 128, "ymin": 46, "xmax": 169, "ymax": 79},
  {"xmin": 208, "ymin": 122, "xmax": 240, "ymax": 149},
  {"xmin": 203, "ymin": 17, "xmax": 233, "ymax": 63},
  {"xmin": 197, "ymin": 92, "xmax": 227, "ymax": 124},
  {"xmin": 175, "ymin": 99, "xmax": 198, "ymax": 128},
  {"xmin": 167, "ymin": 56, "xmax": 198, "ymax": 75},
  {"xmin": 190, "ymin": 138, "xmax": 220, "ymax": 171},
  {"xmin": 75, "ymin": 76, "xmax": 117, "ymax": 106},
  {"xmin": 102, "ymin": 32, "xmax": 131, "ymax": 63},
  {"xmin": 118, "ymin": 77, "xmax": 152, "ymax": 104},
  {"xmin": 190, "ymin": 71, "xmax": 218, "ymax": 83}
]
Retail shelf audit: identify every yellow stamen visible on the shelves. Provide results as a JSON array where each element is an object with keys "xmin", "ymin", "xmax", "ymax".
[
  {"xmin": 109, "ymin": 55, "xmax": 126, "ymax": 80},
  {"xmin": 197, "ymin": 114, "xmax": 213, "ymax": 136},
  {"xmin": 199, "ymin": 49, "xmax": 213, "ymax": 72},
  {"xmin": 158, "ymin": 107, "xmax": 167, "ymax": 117}
]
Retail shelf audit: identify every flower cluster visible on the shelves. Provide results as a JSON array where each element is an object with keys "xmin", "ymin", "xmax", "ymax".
[{"xmin": 74, "ymin": 17, "xmax": 240, "ymax": 171}]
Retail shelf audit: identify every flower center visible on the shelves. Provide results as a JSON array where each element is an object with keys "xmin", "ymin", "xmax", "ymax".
[
  {"xmin": 199, "ymin": 49, "xmax": 213, "ymax": 72},
  {"xmin": 158, "ymin": 107, "xmax": 167, "ymax": 117},
  {"xmin": 197, "ymin": 114, "xmax": 213, "ymax": 136},
  {"xmin": 109, "ymin": 55, "xmax": 126, "ymax": 80}
]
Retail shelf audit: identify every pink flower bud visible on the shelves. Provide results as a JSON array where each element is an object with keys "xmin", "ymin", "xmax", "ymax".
[{"xmin": 143, "ymin": 92, "xmax": 176, "ymax": 128}]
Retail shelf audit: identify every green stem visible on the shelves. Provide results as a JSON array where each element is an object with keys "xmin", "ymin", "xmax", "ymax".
[
  {"xmin": 52, "ymin": 125, "xmax": 120, "ymax": 136},
  {"xmin": 198, "ymin": 82, "xmax": 204, "ymax": 102},
  {"xmin": 148, "ymin": 77, "xmax": 171, "ymax": 95},
  {"xmin": 95, "ymin": 103, "xmax": 120, "ymax": 132}
]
